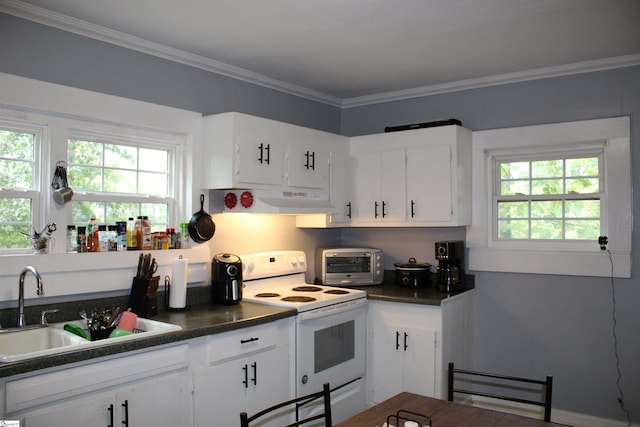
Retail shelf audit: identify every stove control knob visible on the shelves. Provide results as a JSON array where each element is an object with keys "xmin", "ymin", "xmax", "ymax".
[
  {"xmin": 291, "ymin": 256, "xmax": 298, "ymax": 265},
  {"xmin": 298, "ymin": 256, "xmax": 305, "ymax": 265},
  {"xmin": 301, "ymin": 374, "xmax": 308, "ymax": 385}
]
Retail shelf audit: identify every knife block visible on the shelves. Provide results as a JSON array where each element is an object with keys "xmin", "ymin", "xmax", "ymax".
[{"xmin": 128, "ymin": 275, "xmax": 160, "ymax": 318}]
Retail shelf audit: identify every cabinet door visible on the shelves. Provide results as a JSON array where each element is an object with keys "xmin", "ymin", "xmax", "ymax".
[
  {"xmin": 380, "ymin": 150, "xmax": 407, "ymax": 222},
  {"xmin": 193, "ymin": 346, "xmax": 292, "ymax": 427},
  {"xmin": 351, "ymin": 152, "xmax": 381, "ymax": 223},
  {"xmin": 118, "ymin": 373, "xmax": 187, "ymax": 427},
  {"xmin": 402, "ymin": 326, "xmax": 437, "ymax": 397},
  {"xmin": 235, "ymin": 135, "xmax": 286, "ymax": 186},
  {"xmin": 22, "ymin": 393, "xmax": 114, "ymax": 427},
  {"xmin": 369, "ymin": 322, "xmax": 437, "ymax": 404},
  {"xmin": 352, "ymin": 150, "xmax": 406, "ymax": 223},
  {"xmin": 328, "ymin": 150, "xmax": 351, "ymax": 225},
  {"xmin": 370, "ymin": 322, "xmax": 404, "ymax": 404},
  {"xmin": 288, "ymin": 144, "xmax": 330, "ymax": 190},
  {"xmin": 407, "ymin": 145, "xmax": 452, "ymax": 222}
]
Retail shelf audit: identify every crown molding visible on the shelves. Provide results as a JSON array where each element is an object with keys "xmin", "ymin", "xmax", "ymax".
[
  {"xmin": 341, "ymin": 53, "xmax": 640, "ymax": 108},
  {"xmin": 3, "ymin": 0, "xmax": 639, "ymax": 109}
]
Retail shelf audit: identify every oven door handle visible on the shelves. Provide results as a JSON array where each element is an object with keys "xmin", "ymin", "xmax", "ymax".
[{"xmin": 296, "ymin": 298, "xmax": 367, "ymax": 322}]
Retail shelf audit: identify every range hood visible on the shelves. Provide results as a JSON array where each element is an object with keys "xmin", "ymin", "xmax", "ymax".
[{"xmin": 209, "ymin": 189, "xmax": 335, "ymax": 214}]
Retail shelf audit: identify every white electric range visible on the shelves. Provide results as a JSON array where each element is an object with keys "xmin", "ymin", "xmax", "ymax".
[{"xmin": 240, "ymin": 250, "xmax": 367, "ymax": 424}]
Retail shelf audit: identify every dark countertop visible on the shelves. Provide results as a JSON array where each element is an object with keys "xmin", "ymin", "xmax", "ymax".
[
  {"xmin": 0, "ymin": 302, "xmax": 296, "ymax": 379},
  {"xmin": 0, "ymin": 274, "xmax": 474, "ymax": 379},
  {"xmin": 350, "ymin": 271, "xmax": 474, "ymax": 306}
]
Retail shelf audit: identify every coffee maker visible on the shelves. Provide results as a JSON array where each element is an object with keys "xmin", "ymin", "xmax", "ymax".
[{"xmin": 435, "ymin": 241, "xmax": 464, "ymax": 292}]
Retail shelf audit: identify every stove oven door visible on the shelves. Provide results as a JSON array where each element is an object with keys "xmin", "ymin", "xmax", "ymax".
[{"xmin": 295, "ymin": 298, "xmax": 367, "ymax": 422}]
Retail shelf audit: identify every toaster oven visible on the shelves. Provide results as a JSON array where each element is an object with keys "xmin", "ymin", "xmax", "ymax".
[{"xmin": 315, "ymin": 247, "xmax": 384, "ymax": 286}]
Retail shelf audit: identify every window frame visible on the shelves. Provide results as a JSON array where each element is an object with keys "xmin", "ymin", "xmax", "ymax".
[
  {"xmin": 467, "ymin": 117, "xmax": 631, "ymax": 278},
  {"xmin": 490, "ymin": 146, "xmax": 605, "ymax": 250},
  {"xmin": 0, "ymin": 118, "xmax": 46, "ymax": 253},
  {"xmin": 67, "ymin": 129, "xmax": 179, "ymax": 230}
]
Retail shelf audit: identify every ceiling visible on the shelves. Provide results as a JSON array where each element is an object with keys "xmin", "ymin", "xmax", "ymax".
[{"xmin": 4, "ymin": 0, "xmax": 640, "ymax": 106}]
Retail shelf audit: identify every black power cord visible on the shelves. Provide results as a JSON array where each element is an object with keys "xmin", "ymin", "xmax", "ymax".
[{"xmin": 604, "ymin": 245, "xmax": 631, "ymax": 426}]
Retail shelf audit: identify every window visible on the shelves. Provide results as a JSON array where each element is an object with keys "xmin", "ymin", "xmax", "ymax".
[
  {"xmin": 495, "ymin": 152, "xmax": 602, "ymax": 241},
  {"xmin": 68, "ymin": 133, "xmax": 175, "ymax": 231},
  {"xmin": 467, "ymin": 117, "xmax": 631, "ymax": 278},
  {"xmin": 0, "ymin": 122, "xmax": 43, "ymax": 251}
]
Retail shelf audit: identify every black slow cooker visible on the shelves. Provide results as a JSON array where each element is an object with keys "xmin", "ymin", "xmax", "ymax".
[{"xmin": 394, "ymin": 257, "xmax": 432, "ymax": 288}]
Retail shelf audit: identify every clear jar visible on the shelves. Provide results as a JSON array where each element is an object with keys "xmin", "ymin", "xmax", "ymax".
[{"xmin": 66, "ymin": 225, "xmax": 77, "ymax": 253}]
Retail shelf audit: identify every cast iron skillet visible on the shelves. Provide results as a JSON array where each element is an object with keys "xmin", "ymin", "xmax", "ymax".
[{"xmin": 188, "ymin": 194, "xmax": 215, "ymax": 243}]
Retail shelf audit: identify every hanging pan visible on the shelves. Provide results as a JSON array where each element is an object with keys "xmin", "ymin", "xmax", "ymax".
[{"xmin": 188, "ymin": 194, "xmax": 216, "ymax": 243}]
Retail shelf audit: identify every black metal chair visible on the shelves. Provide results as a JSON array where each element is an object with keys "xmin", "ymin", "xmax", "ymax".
[
  {"xmin": 448, "ymin": 362, "xmax": 553, "ymax": 422},
  {"xmin": 240, "ymin": 382, "xmax": 332, "ymax": 427}
]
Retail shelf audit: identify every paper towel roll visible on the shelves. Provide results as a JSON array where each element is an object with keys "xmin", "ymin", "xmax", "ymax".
[{"xmin": 169, "ymin": 256, "xmax": 188, "ymax": 309}]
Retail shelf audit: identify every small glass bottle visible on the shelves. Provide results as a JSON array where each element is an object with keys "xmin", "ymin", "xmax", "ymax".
[
  {"xmin": 179, "ymin": 222, "xmax": 190, "ymax": 249},
  {"xmin": 135, "ymin": 216, "xmax": 143, "ymax": 250},
  {"xmin": 166, "ymin": 227, "xmax": 176, "ymax": 249},
  {"xmin": 87, "ymin": 215, "xmax": 99, "ymax": 252},
  {"xmin": 66, "ymin": 225, "xmax": 77, "ymax": 253},
  {"xmin": 107, "ymin": 225, "xmax": 118, "ymax": 251},
  {"xmin": 98, "ymin": 224, "xmax": 108, "ymax": 252},
  {"xmin": 141, "ymin": 216, "xmax": 152, "ymax": 250},
  {"xmin": 127, "ymin": 217, "xmax": 137, "ymax": 250},
  {"xmin": 116, "ymin": 221, "xmax": 127, "ymax": 251},
  {"xmin": 77, "ymin": 226, "xmax": 87, "ymax": 253}
]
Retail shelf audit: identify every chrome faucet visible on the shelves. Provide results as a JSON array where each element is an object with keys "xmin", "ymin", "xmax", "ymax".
[{"xmin": 17, "ymin": 266, "xmax": 44, "ymax": 327}]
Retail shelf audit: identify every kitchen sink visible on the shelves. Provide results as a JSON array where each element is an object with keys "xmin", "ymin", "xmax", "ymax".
[{"xmin": 0, "ymin": 318, "xmax": 182, "ymax": 363}]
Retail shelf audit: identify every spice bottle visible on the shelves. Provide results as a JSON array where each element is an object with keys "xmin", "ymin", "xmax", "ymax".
[
  {"xmin": 135, "ymin": 216, "xmax": 143, "ymax": 250},
  {"xmin": 107, "ymin": 225, "xmax": 118, "ymax": 251},
  {"xmin": 66, "ymin": 225, "xmax": 77, "ymax": 253},
  {"xmin": 87, "ymin": 215, "xmax": 99, "ymax": 252},
  {"xmin": 141, "ymin": 216, "xmax": 152, "ymax": 250},
  {"xmin": 116, "ymin": 221, "xmax": 127, "ymax": 251},
  {"xmin": 77, "ymin": 226, "xmax": 87, "ymax": 253},
  {"xmin": 98, "ymin": 224, "xmax": 108, "ymax": 252}
]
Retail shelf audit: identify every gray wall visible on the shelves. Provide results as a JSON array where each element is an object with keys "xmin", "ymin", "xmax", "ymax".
[
  {"xmin": 342, "ymin": 66, "xmax": 640, "ymax": 423},
  {"xmin": 0, "ymin": 13, "xmax": 341, "ymax": 133},
  {"xmin": 2, "ymin": 10, "xmax": 639, "ymax": 423}
]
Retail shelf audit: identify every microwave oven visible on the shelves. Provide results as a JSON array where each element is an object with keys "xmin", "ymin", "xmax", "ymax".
[{"xmin": 315, "ymin": 247, "xmax": 384, "ymax": 286}]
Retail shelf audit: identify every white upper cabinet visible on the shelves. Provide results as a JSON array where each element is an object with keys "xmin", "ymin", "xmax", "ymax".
[
  {"xmin": 351, "ymin": 149, "xmax": 407, "ymax": 224},
  {"xmin": 350, "ymin": 125, "xmax": 471, "ymax": 227},
  {"xmin": 203, "ymin": 112, "xmax": 339, "ymax": 192}
]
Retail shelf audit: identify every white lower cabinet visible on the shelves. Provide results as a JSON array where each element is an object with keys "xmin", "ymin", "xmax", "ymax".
[
  {"xmin": 22, "ymin": 373, "xmax": 186, "ymax": 427},
  {"xmin": 193, "ymin": 345, "xmax": 291, "ymax": 427},
  {"xmin": 370, "ymin": 321, "xmax": 437, "ymax": 404},
  {"xmin": 4, "ymin": 344, "xmax": 190, "ymax": 426},
  {"xmin": 366, "ymin": 293, "xmax": 473, "ymax": 405},
  {"xmin": 192, "ymin": 318, "xmax": 295, "ymax": 427}
]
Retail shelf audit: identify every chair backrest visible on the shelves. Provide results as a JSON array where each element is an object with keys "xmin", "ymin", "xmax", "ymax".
[
  {"xmin": 240, "ymin": 382, "xmax": 332, "ymax": 427},
  {"xmin": 448, "ymin": 362, "xmax": 553, "ymax": 422}
]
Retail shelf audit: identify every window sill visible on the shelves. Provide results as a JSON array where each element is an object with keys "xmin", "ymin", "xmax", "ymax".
[
  {"xmin": 468, "ymin": 247, "xmax": 630, "ymax": 278},
  {"xmin": 0, "ymin": 246, "xmax": 211, "ymax": 302}
]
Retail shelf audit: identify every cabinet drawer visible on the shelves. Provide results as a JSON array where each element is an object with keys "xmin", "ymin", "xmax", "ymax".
[
  {"xmin": 208, "ymin": 323, "xmax": 278, "ymax": 363},
  {"xmin": 5, "ymin": 344, "xmax": 188, "ymax": 414}
]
